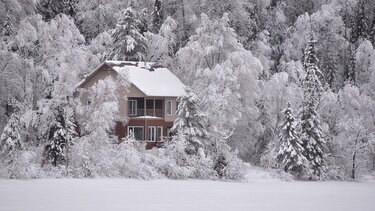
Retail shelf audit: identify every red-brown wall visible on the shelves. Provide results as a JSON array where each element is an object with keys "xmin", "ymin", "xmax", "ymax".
[{"xmin": 115, "ymin": 119, "xmax": 174, "ymax": 149}]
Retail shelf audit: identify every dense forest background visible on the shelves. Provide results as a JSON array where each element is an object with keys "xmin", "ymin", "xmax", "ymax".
[{"xmin": 0, "ymin": 0, "xmax": 374, "ymax": 180}]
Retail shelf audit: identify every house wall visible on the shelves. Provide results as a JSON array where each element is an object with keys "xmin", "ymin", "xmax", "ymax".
[
  {"xmin": 164, "ymin": 97, "xmax": 177, "ymax": 122},
  {"xmin": 75, "ymin": 64, "xmax": 117, "ymax": 106},
  {"xmin": 116, "ymin": 119, "xmax": 174, "ymax": 149},
  {"xmin": 120, "ymin": 84, "xmax": 146, "ymax": 117}
]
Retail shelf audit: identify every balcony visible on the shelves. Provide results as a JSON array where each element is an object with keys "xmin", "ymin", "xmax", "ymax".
[{"xmin": 129, "ymin": 109, "xmax": 164, "ymax": 118}]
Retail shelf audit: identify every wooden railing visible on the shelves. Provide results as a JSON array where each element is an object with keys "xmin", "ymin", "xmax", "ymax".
[{"xmin": 129, "ymin": 109, "xmax": 163, "ymax": 117}]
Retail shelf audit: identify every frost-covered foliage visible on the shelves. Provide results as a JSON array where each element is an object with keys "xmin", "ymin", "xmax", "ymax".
[
  {"xmin": 146, "ymin": 16, "xmax": 177, "ymax": 66},
  {"xmin": 107, "ymin": 4, "xmax": 147, "ymax": 61},
  {"xmin": 0, "ymin": 113, "xmax": 44, "ymax": 179},
  {"xmin": 355, "ymin": 39, "xmax": 375, "ymax": 85},
  {"xmin": 282, "ymin": 5, "xmax": 348, "ymax": 88},
  {"xmin": 77, "ymin": 76, "xmax": 120, "ymax": 136},
  {"xmin": 177, "ymin": 13, "xmax": 261, "ymax": 140},
  {"xmin": 300, "ymin": 37, "xmax": 327, "ymax": 180},
  {"xmin": 170, "ymin": 86, "xmax": 246, "ymax": 180},
  {"xmin": 334, "ymin": 85, "xmax": 375, "ymax": 180},
  {"xmin": 277, "ymin": 103, "xmax": 306, "ymax": 178}
]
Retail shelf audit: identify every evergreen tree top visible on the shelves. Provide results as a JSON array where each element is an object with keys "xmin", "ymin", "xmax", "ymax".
[
  {"xmin": 304, "ymin": 36, "xmax": 318, "ymax": 69},
  {"xmin": 283, "ymin": 102, "xmax": 294, "ymax": 121}
]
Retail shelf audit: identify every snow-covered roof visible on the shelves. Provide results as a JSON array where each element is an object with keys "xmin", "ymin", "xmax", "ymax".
[{"xmin": 76, "ymin": 61, "xmax": 185, "ymax": 97}]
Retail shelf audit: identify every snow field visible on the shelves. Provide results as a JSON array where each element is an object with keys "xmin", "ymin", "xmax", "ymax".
[{"xmin": 0, "ymin": 178, "xmax": 374, "ymax": 211}]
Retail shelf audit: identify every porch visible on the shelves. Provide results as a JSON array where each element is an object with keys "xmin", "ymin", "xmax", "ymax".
[{"xmin": 115, "ymin": 118, "xmax": 174, "ymax": 149}]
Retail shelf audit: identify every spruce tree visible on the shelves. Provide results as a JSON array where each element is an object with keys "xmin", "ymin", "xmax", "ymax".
[
  {"xmin": 45, "ymin": 104, "xmax": 77, "ymax": 167},
  {"xmin": 300, "ymin": 37, "xmax": 327, "ymax": 180},
  {"xmin": 277, "ymin": 102, "xmax": 306, "ymax": 177},
  {"xmin": 0, "ymin": 113, "xmax": 23, "ymax": 156},
  {"xmin": 108, "ymin": 3, "xmax": 147, "ymax": 61},
  {"xmin": 171, "ymin": 87, "xmax": 207, "ymax": 155},
  {"xmin": 149, "ymin": 0, "xmax": 164, "ymax": 33}
]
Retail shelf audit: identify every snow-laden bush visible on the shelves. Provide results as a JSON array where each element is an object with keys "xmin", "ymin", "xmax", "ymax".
[
  {"xmin": 68, "ymin": 136, "xmax": 162, "ymax": 179},
  {"xmin": 0, "ymin": 148, "xmax": 44, "ymax": 179}
]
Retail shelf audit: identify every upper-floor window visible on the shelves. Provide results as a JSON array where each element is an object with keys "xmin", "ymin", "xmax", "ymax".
[
  {"xmin": 129, "ymin": 100, "xmax": 137, "ymax": 116},
  {"xmin": 166, "ymin": 100, "xmax": 173, "ymax": 116}
]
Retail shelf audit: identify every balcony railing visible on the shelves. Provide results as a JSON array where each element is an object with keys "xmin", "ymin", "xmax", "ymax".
[{"xmin": 129, "ymin": 109, "xmax": 163, "ymax": 118}]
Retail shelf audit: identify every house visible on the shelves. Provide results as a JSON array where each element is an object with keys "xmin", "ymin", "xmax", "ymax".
[{"xmin": 74, "ymin": 61, "xmax": 185, "ymax": 149}]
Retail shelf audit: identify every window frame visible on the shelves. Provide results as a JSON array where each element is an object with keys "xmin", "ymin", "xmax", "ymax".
[
  {"xmin": 157, "ymin": 126, "xmax": 163, "ymax": 142},
  {"xmin": 128, "ymin": 126, "xmax": 144, "ymax": 141},
  {"xmin": 129, "ymin": 100, "xmax": 137, "ymax": 116},
  {"xmin": 165, "ymin": 100, "xmax": 173, "ymax": 117},
  {"xmin": 148, "ymin": 126, "xmax": 157, "ymax": 142}
]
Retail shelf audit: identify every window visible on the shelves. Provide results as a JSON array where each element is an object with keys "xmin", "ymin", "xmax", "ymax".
[
  {"xmin": 157, "ymin": 126, "xmax": 163, "ymax": 142},
  {"xmin": 129, "ymin": 100, "xmax": 137, "ymax": 116},
  {"xmin": 146, "ymin": 99, "xmax": 154, "ymax": 116},
  {"xmin": 148, "ymin": 126, "xmax": 156, "ymax": 142},
  {"xmin": 166, "ymin": 100, "xmax": 173, "ymax": 116},
  {"xmin": 155, "ymin": 100, "xmax": 163, "ymax": 117},
  {"xmin": 128, "ymin": 126, "xmax": 143, "ymax": 141}
]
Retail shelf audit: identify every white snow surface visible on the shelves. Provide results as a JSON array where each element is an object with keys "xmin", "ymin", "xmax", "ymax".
[
  {"xmin": 112, "ymin": 63, "xmax": 185, "ymax": 97},
  {"xmin": 132, "ymin": 116, "xmax": 164, "ymax": 119},
  {"xmin": 1, "ymin": 170, "xmax": 374, "ymax": 211}
]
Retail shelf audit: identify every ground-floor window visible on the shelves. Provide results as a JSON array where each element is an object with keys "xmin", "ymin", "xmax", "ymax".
[
  {"xmin": 148, "ymin": 126, "xmax": 156, "ymax": 142},
  {"xmin": 128, "ymin": 126, "xmax": 143, "ymax": 141},
  {"xmin": 148, "ymin": 126, "xmax": 164, "ymax": 142},
  {"xmin": 157, "ymin": 126, "xmax": 163, "ymax": 142}
]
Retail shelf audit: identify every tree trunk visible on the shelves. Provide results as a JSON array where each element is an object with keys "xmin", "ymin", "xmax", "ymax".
[{"xmin": 352, "ymin": 150, "xmax": 356, "ymax": 180}]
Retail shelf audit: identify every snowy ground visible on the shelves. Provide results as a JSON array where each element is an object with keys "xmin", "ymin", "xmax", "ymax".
[{"xmin": 0, "ymin": 170, "xmax": 374, "ymax": 211}]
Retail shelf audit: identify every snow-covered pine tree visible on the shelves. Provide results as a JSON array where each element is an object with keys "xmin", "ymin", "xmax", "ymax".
[
  {"xmin": 107, "ymin": 3, "xmax": 147, "ymax": 61},
  {"xmin": 44, "ymin": 103, "xmax": 77, "ymax": 167},
  {"xmin": 171, "ymin": 86, "xmax": 207, "ymax": 156},
  {"xmin": 300, "ymin": 36, "xmax": 327, "ymax": 180},
  {"xmin": 149, "ymin": 0, "xmax": 164, "ymax": 33},
  {"xmin": 0, "ymin": 113, "xmax": 23, "ymax": 156},
  {"xmin": 277, "ymin": 102, "xmax": 306, "ymax": 177}
]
